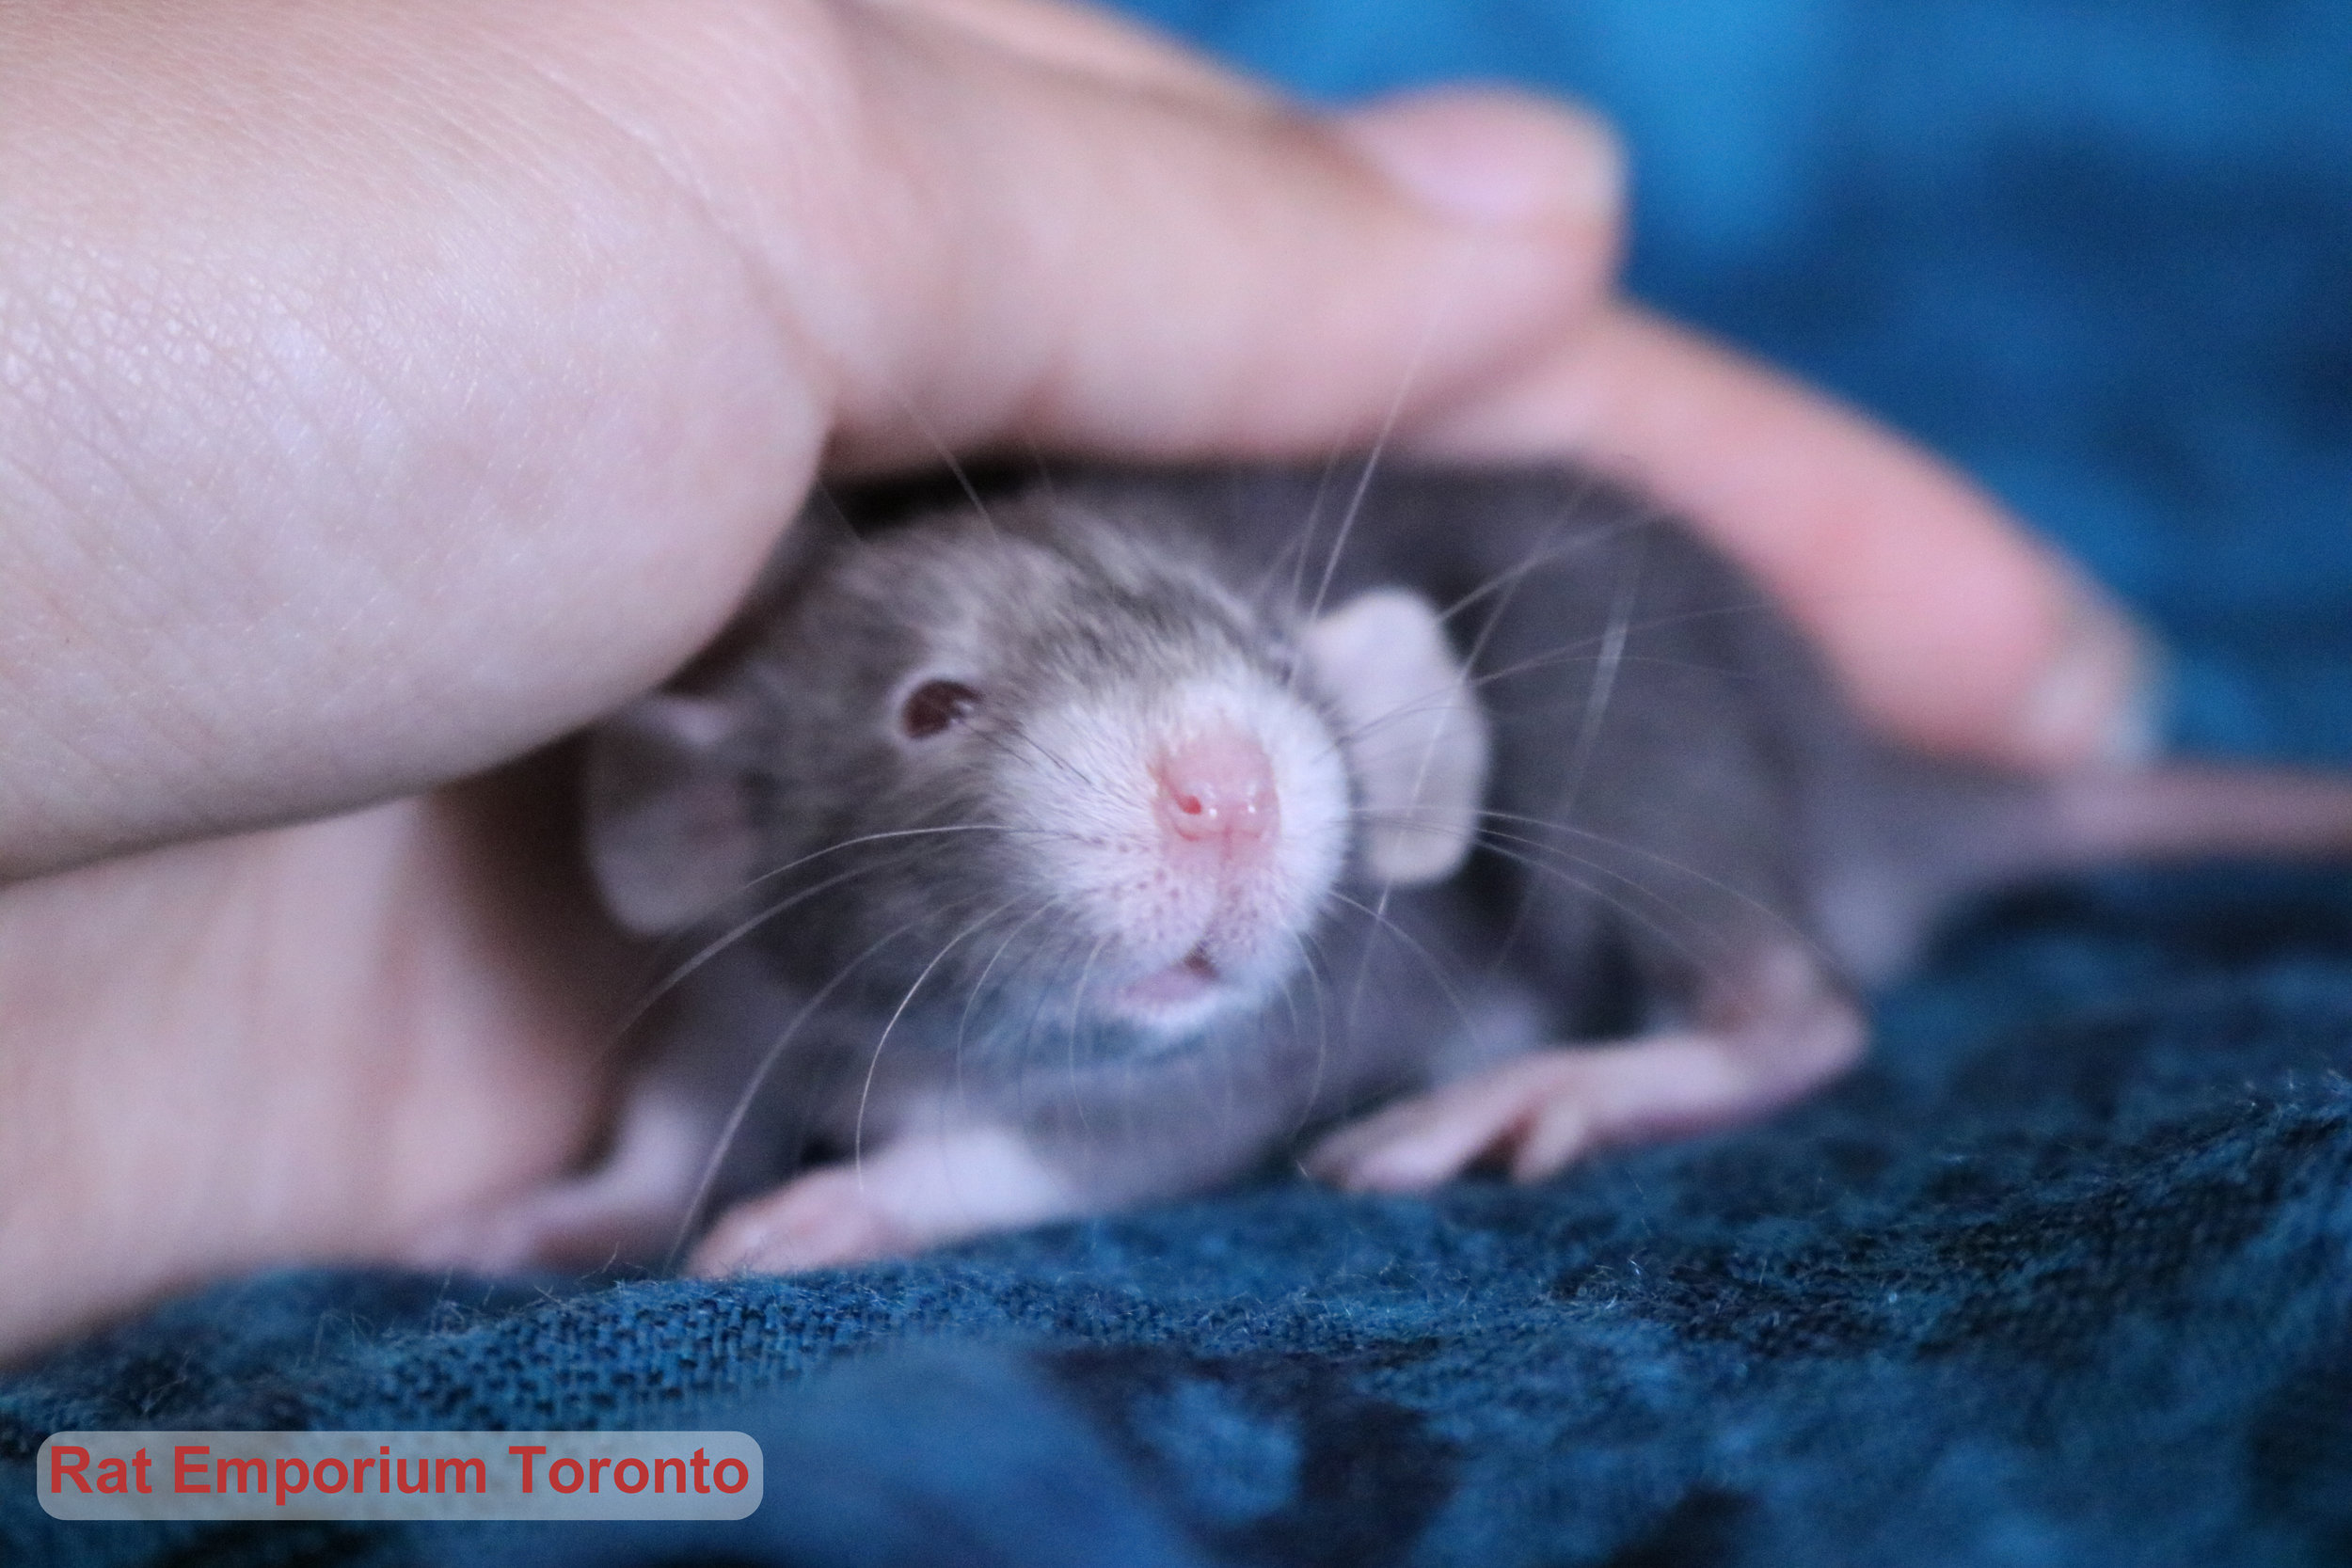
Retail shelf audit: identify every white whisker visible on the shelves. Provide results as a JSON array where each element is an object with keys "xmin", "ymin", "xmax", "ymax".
[
  {"xmin": 661, "ymin": 894, "xmax": 988, "ymax": 1270},
  {"xmin": 851, "ymin": 894, "xmax": 1032, "ymax": 1181}
]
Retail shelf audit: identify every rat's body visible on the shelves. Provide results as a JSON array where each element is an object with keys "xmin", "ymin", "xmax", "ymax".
[{"xmin": 426, "ymin": 463, "xmax": 2352, "ymax": 1275}]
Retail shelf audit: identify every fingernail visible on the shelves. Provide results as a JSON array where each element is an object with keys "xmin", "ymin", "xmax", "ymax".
[
  {"xmin": 2014, "ymin": 585, "xmax": 2169, "ymax": 769},
  {"xmin": 1333, "ymin": 88, "xmax": 1624, "ymax": 228}
]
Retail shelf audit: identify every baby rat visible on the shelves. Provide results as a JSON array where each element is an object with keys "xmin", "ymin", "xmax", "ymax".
[{"xmin": 427, "ymin": 462, "xmax": 2352, "ymax": 1276}]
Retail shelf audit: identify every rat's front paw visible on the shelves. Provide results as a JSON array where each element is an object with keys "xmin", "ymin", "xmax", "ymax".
[
  {"xmin": 1306, "ymin": 1053, "xmax": 1602, "ymax": 1194},
  {"xmin": 1309, "ymin": 1024, "xmax": 1843, "ymax": 1193},
  {"xmin": 689, "ymin": 1167, "xmax": 913, "ymax": 1275}
]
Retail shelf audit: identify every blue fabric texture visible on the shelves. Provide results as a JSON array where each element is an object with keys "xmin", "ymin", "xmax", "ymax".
[{"xmin": 6, "ymin": 2, "xmax": 2350, "ymax": 1563}]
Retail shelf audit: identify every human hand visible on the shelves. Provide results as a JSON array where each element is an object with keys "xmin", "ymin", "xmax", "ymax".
[{"xmin": 0, "ymin": 0, "xmax": 2147, "ymax": 1355}]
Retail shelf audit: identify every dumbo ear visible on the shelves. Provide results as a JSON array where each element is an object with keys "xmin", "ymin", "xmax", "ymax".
[
  {"xmin": 1300, "ymin": 588, "xmax": 1491, "ymax": 885},
  {"xmin": 583, "ymin": 692, "xmax": 760, "ymax": 934}
]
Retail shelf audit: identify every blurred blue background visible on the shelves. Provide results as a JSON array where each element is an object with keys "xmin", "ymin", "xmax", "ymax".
[{"xmin": 1114, "ymin": 0, "xmax": 2352, "ymax": 757}]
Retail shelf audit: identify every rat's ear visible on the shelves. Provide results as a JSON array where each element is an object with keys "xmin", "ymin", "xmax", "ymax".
[
  {"xmin": 584, "ymin": 692, "xmax": 760, "ymax": 934},
  {"xmin": 1300, "ymin": 588, "xmax": 1491, "ymax": 885}
]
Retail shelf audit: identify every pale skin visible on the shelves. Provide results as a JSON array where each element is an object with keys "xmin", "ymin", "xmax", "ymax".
[{"xmin": 0, "ymin": 0, "xmax": 2151, "ymax": 1356}]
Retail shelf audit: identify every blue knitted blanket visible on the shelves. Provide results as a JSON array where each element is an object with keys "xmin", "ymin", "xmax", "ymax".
[{"xmin": 7, "ymin": 2, "xmax": 2350, "ymax": 1563}]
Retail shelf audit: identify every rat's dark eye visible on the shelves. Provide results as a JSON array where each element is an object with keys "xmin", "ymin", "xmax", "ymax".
[{"xmin": 899, "ymin": 678, "xmax": 983, "ymax": 738}]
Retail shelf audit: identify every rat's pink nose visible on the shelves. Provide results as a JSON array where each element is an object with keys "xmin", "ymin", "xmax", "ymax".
[{"xmin": 1156, "ymin": 731, "xmax": 1279, "ymax": 854}]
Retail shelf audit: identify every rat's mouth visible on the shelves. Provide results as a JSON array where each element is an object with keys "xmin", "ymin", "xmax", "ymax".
[{"xmin": 1115, "ymin": 945, "xmax": 1224, "ymax": 1014}]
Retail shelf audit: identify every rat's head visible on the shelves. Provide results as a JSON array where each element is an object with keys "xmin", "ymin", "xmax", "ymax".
[{"xmin": 586, "ymin": 485, "xmax": 1489, "ymax": 1047}]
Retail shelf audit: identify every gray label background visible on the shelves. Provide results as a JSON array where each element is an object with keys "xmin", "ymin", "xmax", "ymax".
[{"xmin": 37, "ymin": 1431, "xmax": 761, "ymax": 1521}]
